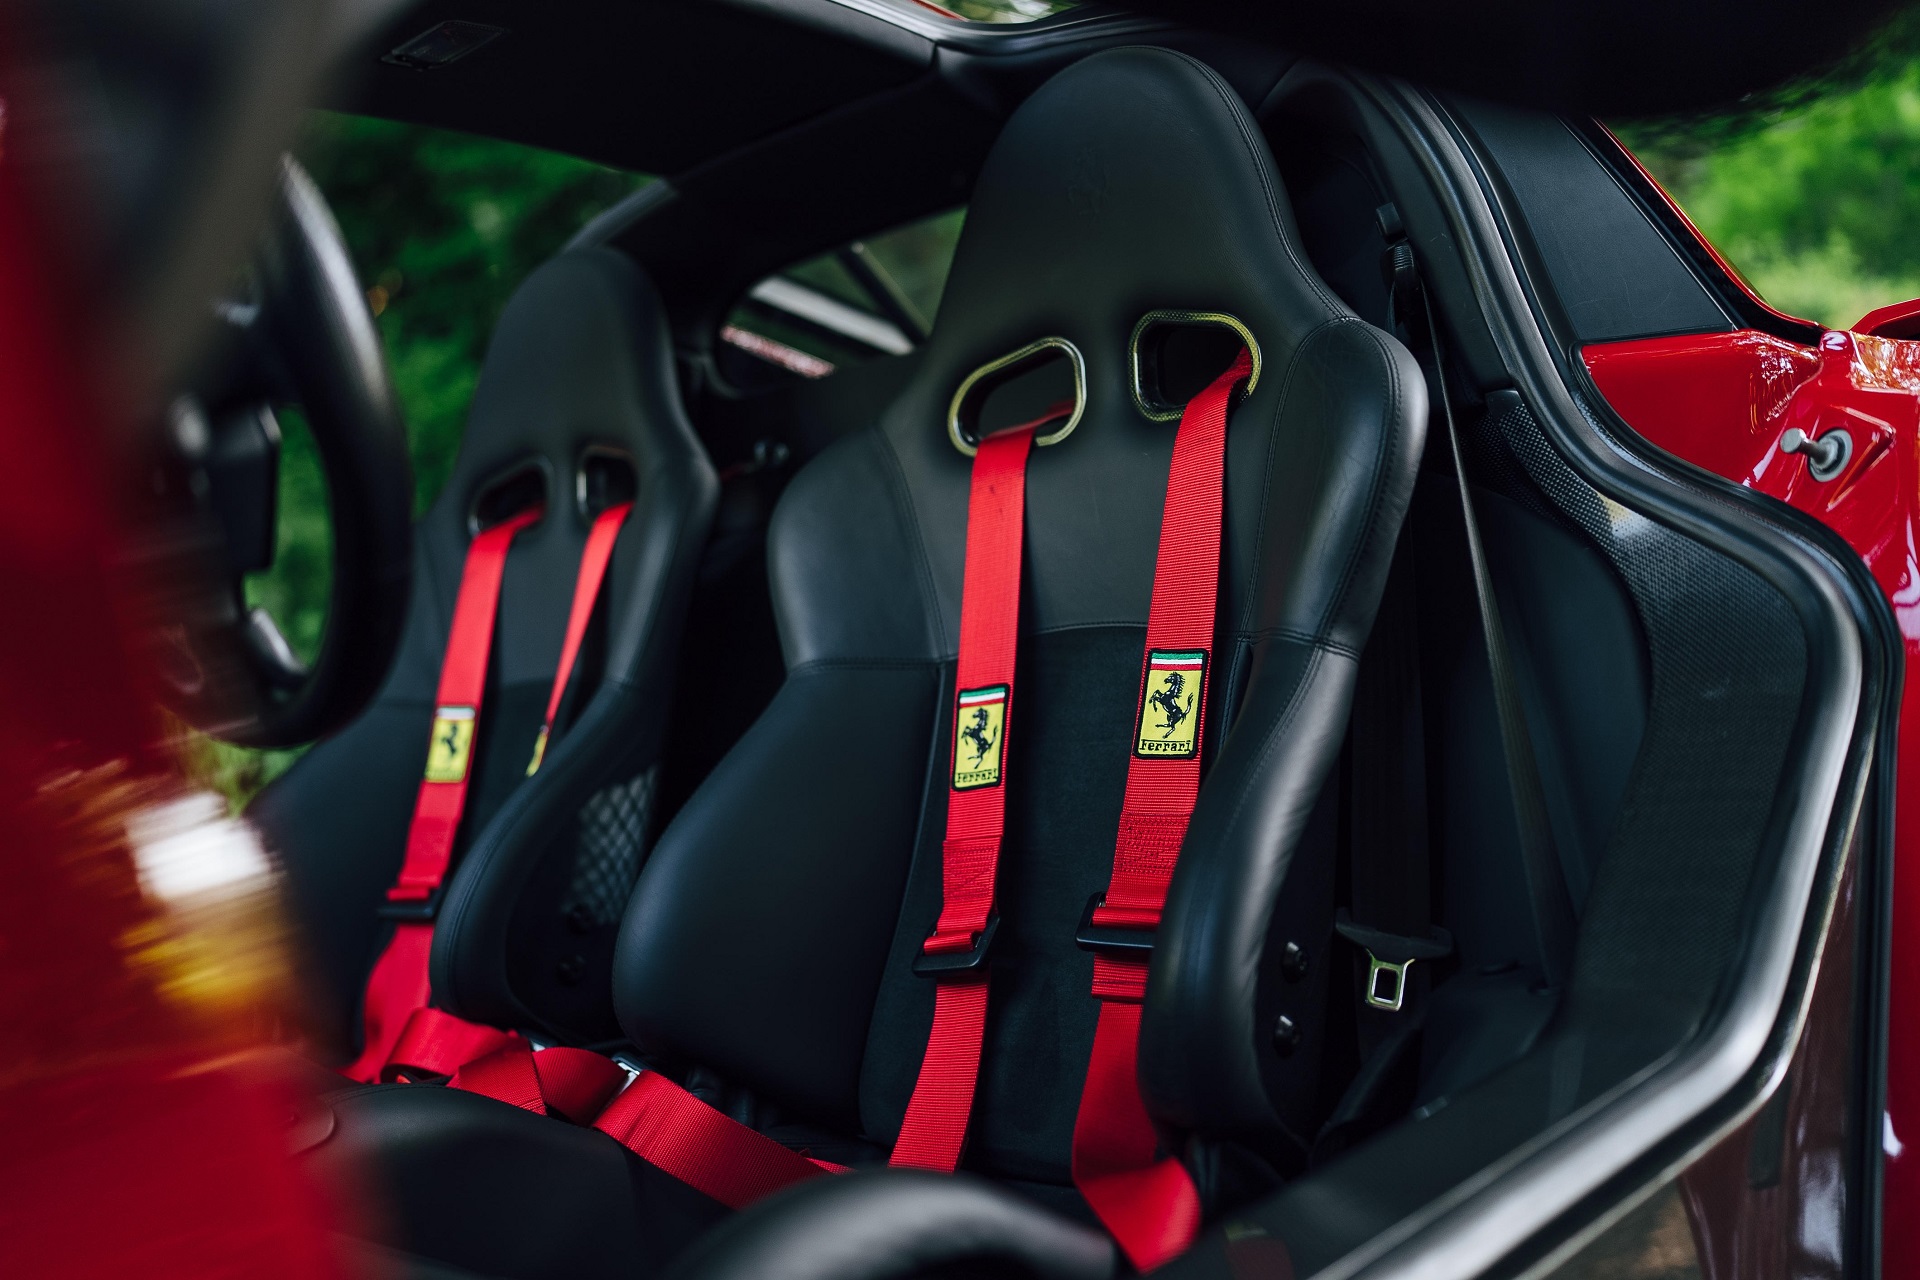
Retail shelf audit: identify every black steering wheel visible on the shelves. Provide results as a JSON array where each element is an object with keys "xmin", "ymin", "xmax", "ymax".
[{"xmin": 154, "ymin": 157, "xmax": 413, "ymax": 748}]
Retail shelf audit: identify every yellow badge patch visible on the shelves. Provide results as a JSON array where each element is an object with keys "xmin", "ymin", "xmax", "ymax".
[
  {"xmin": 952, "ymin": 684, "xmax": 1008, "ymax": 790},
  {"xmin": 424, "ymin": 706, "xmax": 477, "ymax": 783},
  {"xmin": 1136, "ymin": 650, "xmax": 1205, "ymax": 758}
]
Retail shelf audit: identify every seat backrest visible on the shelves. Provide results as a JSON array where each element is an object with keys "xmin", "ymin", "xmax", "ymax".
[
  {"xmin": 613, "ymin": 46, "xmax": 1423, "ymax": 1183},
  {"xmin": 258, "ymin": 248, "xmax": 717, "ymax": 1053}
]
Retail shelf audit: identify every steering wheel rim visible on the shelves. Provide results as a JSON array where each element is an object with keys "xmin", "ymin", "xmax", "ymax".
[{"xmin": 165, "ymin": 156, "xmax": 413, "ymax": 749}]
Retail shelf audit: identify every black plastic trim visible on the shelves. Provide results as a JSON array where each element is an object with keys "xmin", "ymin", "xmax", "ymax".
[{"xmin": 1563, "ymin": 117, "xmax": 1827, "ymax": 346}]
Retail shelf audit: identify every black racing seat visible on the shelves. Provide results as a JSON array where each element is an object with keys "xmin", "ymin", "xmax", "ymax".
[
  {"xmin": 257, "ymin": 247, "xmax": 718, "ymax": 1065},
  {"xmin": 307, "ymin": 47, "xmax": 1423, "ymax": 1279}
]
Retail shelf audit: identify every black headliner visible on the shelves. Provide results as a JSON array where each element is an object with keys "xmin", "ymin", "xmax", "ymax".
[
  {"xmin": 331, "ymin": 0, "xmax": 1911, "ymax": 185},
  {"xmin": 326, "ymin": 0, "xmax": 935, "ymax": 177}
]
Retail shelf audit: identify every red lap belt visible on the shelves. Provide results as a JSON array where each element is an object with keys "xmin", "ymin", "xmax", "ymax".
[
  {"xmin": 344, "ymin": 501, "xmax": 633, "ymax": 1083},
  {"xmin": 889, "ymin": 422, "xmax": 1038, "ymax": 1172},
  {"xmin": 1072, "ymin": 349, "xmax": 1250, "ymax": 1271}
]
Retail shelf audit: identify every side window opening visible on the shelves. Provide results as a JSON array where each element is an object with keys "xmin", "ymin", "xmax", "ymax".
[{"xmin": 719, "ymin": 207, "xmax": 964, "ymax": 388}]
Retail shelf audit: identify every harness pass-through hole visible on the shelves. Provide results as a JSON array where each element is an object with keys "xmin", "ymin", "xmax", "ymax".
[
  {"xmin": 577, "ymin": 446, "xmax": 638, "ymax": 519},
  {"xmin": 1129, "ymin": 311, "xmax": 1261, "ymax": 422},
  {"xmin": 948, "ymin": 336, "xmax": 1086, "ymax": 456},
  {"xmin": 468, "ymin": 457, "xmax": 550, "ymax": 534}
]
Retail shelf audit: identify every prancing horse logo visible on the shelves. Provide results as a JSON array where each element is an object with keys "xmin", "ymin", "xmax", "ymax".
[
  {"xmin": 960, "ymin": 705, "xmax": 998, "ymax": 766},
  {"xmin": 1136, "ymin": 651, "xmax": 1204, "ymax": 758},
  {"xmin": 1147, "ymin": 670, "xmax": 1194, "ymax": 740},
  {"xmin": 953, "ymin": 685, "xmax": 1007, "ymax": 789}
]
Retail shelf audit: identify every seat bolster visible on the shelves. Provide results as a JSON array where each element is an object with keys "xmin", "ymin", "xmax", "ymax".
[
  {"xmin": 1143, "ymin": 304, "xmax": 1425, "ymax": 1146},
  {"xmin": 1142, "ymin": 640, "xmax": 1359, "ymax": 1141},
  {"xmin": 306, "ymin": 1085, "xmax": 729, "ymax": 1280},
  {"xmin": 660, "ymin": 1171, "xmax": 1116, "ymax": 1280},
  {"xmin": 767, "ymin": 427, "xmax": 945, "ymax": 667}
]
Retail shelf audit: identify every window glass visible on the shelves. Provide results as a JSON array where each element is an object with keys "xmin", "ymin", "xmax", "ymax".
[
  {"xmin": 1616, "ymin": 47, "xmax": 1920, "ymax": 329},
  {"xmin": 720, "ymin": 207, "xmax": 965, "ymax": 387}
]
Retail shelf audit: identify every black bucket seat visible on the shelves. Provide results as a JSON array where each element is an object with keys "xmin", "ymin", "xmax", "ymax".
[
  {"xmin": 257, "ymin": 247, "xmax": 718, "ymax": 1064},
  {"xmin": 309, "ymin": 47, "xmax": 1424, "ymax": 1279}
]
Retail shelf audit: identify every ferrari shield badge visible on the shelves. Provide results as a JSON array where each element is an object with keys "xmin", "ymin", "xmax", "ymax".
[
  {"xmin": 952, "ymin": 684, "xmax": 1008, "ymax": 790},
  {"xmin": 425, "ymin": 705, "xmax": 477, "ymax": 783},
  {"xmin": 1136, "ymin": 650, "xmax": 1205, "ymax": 758}
]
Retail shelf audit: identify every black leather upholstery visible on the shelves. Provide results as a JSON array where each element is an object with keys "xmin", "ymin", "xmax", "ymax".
[
  {"xmin": 659, "ymin": 1172, "xmax": 1115, "ymax": 1280},
  {"xmin": 312, "ymin": 1086, "xmax": 729, "ymax": 1276},
  {"xmin": 257, "ymin": 248, "xmax": 717, "ymax": 1052},
  {"xmin": 617, "ymin": 44, "xmax": 1424, "ymax": 1177},
  {"xmin": 314, "ymin": 45, "xmax": 1422, "ymax": 1280}
]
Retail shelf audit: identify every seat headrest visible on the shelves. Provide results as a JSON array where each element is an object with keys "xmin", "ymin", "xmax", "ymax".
[
  {"xmin": 926, "ymin": 46, "xmax": 1347, "ymax": 399},
  {"xmin": 772, "ymin": 47, "xmax": 1383, "ymax": 666}
]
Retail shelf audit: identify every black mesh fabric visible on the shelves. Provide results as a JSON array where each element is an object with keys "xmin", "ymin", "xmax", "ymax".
[{"xmin": 568, "ymin": 767, "xmax": 657, "ymax": 930}]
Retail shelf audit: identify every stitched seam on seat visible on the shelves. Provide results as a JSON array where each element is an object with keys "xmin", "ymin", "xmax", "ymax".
[
  {"xmin": 872, "ymin": 427, "xmax": 947, "ymax": 659},
  {"xmin": 1030, "ymin": 619, "xmax": 1148, "ymax": 635},
  {"xmin": 1310, "ymin": 318, "xmax": 1411, "ymax": 635},
  {"xmin": 1157, "ymin": 48, "xmax": 1347, "ymax": 318},
  {"xmin": 1237, "ymin": 314, "xmax": 1343, "ymax": 633},
  {"xmin": 1235, "ymin": 625, "xmax": 1361, "ymax": 659},
  {"xmin": 1215, "ymin": 640, "xmax": 1333, "ymax": 848},
  {"xmin": 786, "ymin": 657, "xmax": 944, "ymax": 677}
]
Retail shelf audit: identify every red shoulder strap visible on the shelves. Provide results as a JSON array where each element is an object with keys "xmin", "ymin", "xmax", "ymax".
[
  {"xmin": 345, "ymin": 500, "xmax": 630, "ymax": 1083},
  {"xmin": 889, "ymin": 421, "xmax": 1037, "ymax": 1172},
  {"xmin": 1072, "ymin": 350, "xmax": 1250, "ymax": 1270},
  {"xmin": 345, "ymin": 508, "xmax": 538, "ymax": 1081},
  {"xmin": 526, "ymin": 500, "xmax": 632, "ymax": 775}
]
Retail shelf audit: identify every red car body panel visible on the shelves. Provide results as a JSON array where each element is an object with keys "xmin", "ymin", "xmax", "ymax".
[
  {"xmin": 1585, "ymin": 326, "xmax": 1920, "ymax": 1275},
  {"xmin": 0, "ymin": 152, "xmax": 343, "ymax": 1276}
]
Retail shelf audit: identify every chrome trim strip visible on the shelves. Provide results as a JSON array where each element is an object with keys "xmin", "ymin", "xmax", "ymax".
[
  {"xmin": 748, "ymin": 276, "xmax": 914, "ymax": 355},
  {"xmin": 817, "ymin": 0, "xmax": 1167, "ymax": 51},
  {"xmin": 1127, "ymin": 309, "xmax": 1262, "ymax": 421},
  {"xmin": 947, "ymin": 336, "xmax": 1086, "ymax": 456}
]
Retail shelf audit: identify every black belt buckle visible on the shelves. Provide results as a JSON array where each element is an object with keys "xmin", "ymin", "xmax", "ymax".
[
  {"xmin": 376, "ymin": 885, "xmax": 446, "ymax": 922},
  {"xmin": 914, "ymin": 910, "xmax": 1000, "ymax": 977},
  {"xmin": 1075, "ymin": 893, "xmax": 1156, "ymax": 956}
]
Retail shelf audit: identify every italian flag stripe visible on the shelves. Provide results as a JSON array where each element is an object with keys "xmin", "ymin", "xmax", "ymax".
[
  {"xmin": 1150, "ymin": 655, "xmax": 1205, "ymax": 668},
  {"xmin": 958, "ymin": 688, "xmax": 1006, "ymax": 705}
]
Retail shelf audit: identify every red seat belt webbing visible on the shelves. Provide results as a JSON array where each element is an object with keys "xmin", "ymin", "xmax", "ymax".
[
  {"xmin": 345, "ymin": 508, "xmax": 539, "ymax": 1082},
  {"xmin": 441, "ymin": 1041, "xmax": 841, "ymax": 1206},
  {"xmin": 527, "ymin": 500, "xmax": 633, "ymax": 775},
  {"xmin": 594, "ymin": 1070, "xmax": 847, "ymax": 1208},
  {"xmin": 1072, "ymin": 350, "xmax": 1250, "ymax": 1271},
  {"xmin": 346, "ymin": 501, "xmax": 633, "ymax": 1084},
  {"xmin": 380, "ymin": 1006, "xmax": 522, "ymax": 1082},
  {"xmin": 448, "ymin": 1042, "xmax": 629, "ymax": 1125},
  {"xmin": 888, "ymin": 421, "xmax": 1037, "ymax": 1173}
]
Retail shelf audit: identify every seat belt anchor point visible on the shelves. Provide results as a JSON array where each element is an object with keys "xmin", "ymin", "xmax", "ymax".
[
  {"xmin": 1334, "ymin": 912, "xmax": 1454, "ymax": 1014},
  {"xmin": 1074, "ymin": 893, "xmax": 1157, "ymax": 956},
  {"xmin": 912, "ymin": 910, "xmax": 1000, "ymax": 977},
  {"xmin": 377, "ymin": 884, "xmax": 447, "ymax": 922},
  {"xmin": 1364, "ymin": 954, "xmax": 1416, "ymax": 1012}
]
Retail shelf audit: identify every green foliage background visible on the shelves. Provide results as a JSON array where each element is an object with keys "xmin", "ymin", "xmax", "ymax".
[{"xmin": 1620, "ymin": 44, "xmax": 1920, "ymax": 328}]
